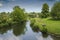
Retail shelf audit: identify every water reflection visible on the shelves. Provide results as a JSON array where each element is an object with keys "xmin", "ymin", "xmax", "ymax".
[
  {"xmin": 13, "ymin": 23, "xmax": 26, "ymax": 36},
  {"xmin": 0, "ymin": 21, "xmax": 60, "ymax": 40},
  {"xmin": 51, "ymin": 36, "xmax": 60, "ymax": 40},
  {"xmin": 0, "ymin": 26, "xmax": 12, "ymax": 34},
  {"xmin": 0, "ymin": 22, "xmax": 26, "ymax": 36},
  {"xmin": 31, "ymin": 26, "xmax": 40, "ymax": 32},
  {"xmin": 42, "ymin": 33, "xmax": 48, "ymax": 38},
  {"xmin": 30, "ymin": 22, "xmax": 60, "ymax": 40}
]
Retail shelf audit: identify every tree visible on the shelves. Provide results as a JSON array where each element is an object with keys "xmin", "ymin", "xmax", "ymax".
[
  {"xmin": 0, "ymin": 12, "xmax": 13, "ymax": 26},
  {"xmin": 0, "ymin": 12, "xmax": 9, "ymax": 23},
  {"xmin": 28, "ymin": 12, "xmax": 37, "ymax": 18},
  {"xmin": 41, "ymin": 3, "xmax": 49, "ymax": 18},
  {"xmin": 11, "ymin": 6, "xmax": 27, "ymax": 23},
  {"xmin": 50, "ymin": 2, "xmax": 60, "ymax": 19}
]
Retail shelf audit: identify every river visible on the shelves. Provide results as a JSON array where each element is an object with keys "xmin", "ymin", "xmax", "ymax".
[{"xmin": 0, "ymin": 21, "xmax": 60, "ymax": 40}]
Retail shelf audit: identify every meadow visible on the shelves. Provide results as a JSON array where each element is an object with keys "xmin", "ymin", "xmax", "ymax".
[{"xmin": 30, "ymin": 18, "xmax": 60, "ymax": 36}]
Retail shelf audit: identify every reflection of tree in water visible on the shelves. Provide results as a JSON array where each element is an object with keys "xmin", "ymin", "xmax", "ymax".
[
  {"xmin": 0, "ymin": 22, "xmax": 26, "ymax": 36},
  {"xmin": 13, "ymin": 22, "xmax": 26, "ymax": 36},
  {"xmin": 31, "ymin": 25, "xmax": 48, "ymax": 38},
  {"xmin": 0, "ymin": 26, "xmax": 12, "ymax": 34},
  {"xmin": 30, "ymin": 26, "xmax": 40, "ymax": 33},
  {"xmin": 42, "ymin": 33, "xmax": 48, "ymax": 38},
  {"xmin": 51, "ymin": 35, "xmax": 60, "ymax": 40}
]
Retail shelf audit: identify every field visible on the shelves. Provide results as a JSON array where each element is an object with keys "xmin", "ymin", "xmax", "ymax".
[{"xmin": 30, "ymin": 18, "xmax": 60, "ymax": 35}]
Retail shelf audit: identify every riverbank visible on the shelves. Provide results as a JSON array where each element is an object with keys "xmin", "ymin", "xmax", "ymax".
[{"xmin": 30, "ymin": 18, "xmax": 60, "ymax": 37}]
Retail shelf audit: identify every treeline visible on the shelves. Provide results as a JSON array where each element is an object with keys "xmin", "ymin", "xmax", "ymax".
[
  {"xmin": 28, "ymin": 2, "xmax": 60, "ymax": 20},
  {"xmin": 0, "ymin": 2, "xmax": 60, "ymax": 27},
  {"xmin": 0, "ymin": 6, "xmax": 27, "ymax": 27}
]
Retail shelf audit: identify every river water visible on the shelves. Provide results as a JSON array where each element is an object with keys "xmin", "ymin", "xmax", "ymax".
[{"xmin": 0, "ymin": 21, "xmax": 60, "ymax": 40}]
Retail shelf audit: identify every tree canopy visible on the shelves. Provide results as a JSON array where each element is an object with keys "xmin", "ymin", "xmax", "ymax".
[
  {"xmin": 11, "ymin": 6, "xmax": 27, "ymax": 23},
  {"xmin": 41, "ymin": 3, "xmax": 49, "ymax": 18},
  {"xmin": 51, "ymin": 2, "xmax": 60, "ymax": 19}
]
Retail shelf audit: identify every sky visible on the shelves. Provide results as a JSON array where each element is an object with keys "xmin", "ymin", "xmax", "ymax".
[{"xmin": 0, "ymin": 0, "xmax": 60, "ymax": 12}]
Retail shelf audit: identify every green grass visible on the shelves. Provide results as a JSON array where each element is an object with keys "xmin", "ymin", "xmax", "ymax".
[{"xmin": 30, "ymin": 18, "xmax": 60, "ymax": 35}]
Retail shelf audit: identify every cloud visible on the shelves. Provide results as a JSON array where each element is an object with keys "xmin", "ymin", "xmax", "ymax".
[
  {"xmin": 8, "ymin": 0, "xmax": 15, "ymax": 2},
  {"xmin": 0, "ymin": 3, "xmax": 3, "ymax": 7},
  {"xmin": 0, "ymin": 0, "xmax": 15, "ymax": 2},
  {"xmin": 38, "ymin": 0, "xmax": 59, "ymax": 1},
  {"xmin": 56, "ymin": 0, "xmax": 60, "ymax": 1}
]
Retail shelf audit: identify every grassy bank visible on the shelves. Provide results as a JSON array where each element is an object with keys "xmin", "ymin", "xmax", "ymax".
[{"xmin": 30, "ymin": 18, "xmax": 60, "ymax": 36}]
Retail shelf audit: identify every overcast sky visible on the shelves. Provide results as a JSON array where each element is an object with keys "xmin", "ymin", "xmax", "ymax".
[{"xmin": 0, "ymin": 0, "xmax": 60, "ymax": 12}]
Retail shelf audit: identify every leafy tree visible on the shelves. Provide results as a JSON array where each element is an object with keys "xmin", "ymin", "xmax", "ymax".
[
  {"xmin": 50, "ymin": 2, "xmax": 60, "ymax": 19},
  {"xmin": 0, "ymin": 12, "xmax": 9, "ymax": 23},
  {"xmin": 11, "ymin": 6, "xmax": 27, "ymax": 23},
  {"xmin": 28, "ymin": 12, "xmax": 38, "ymax": 18},
  {"xmin": 41, "ymin": 3, "xmax": 49, "ymax": 18},
  {"xmin": 0, "ymin": 12, "xmax": 13, "ymax": 26}
]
